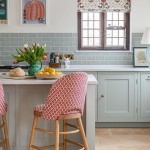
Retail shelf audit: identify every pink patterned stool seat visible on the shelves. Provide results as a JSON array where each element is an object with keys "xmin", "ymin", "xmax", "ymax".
[
  {"xmin": 0, "ymin": 82, "xmax": 10, "ymax": 150},
  {"xmin": 34, "ymin": 104, "xmax": 80, "ymax": 115},
  {"xmin": 29, "ymin": 72, "xmax": 89, "ymax": 150}
]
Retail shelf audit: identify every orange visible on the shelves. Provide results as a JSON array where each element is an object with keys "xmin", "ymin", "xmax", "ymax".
[
  {"xmin": 44, "ymin": 67, "xmax": 49, "ymax": 72},
  {"xmin": 48, "ymin": 68, "xmax": 55, "ymax": 73}
]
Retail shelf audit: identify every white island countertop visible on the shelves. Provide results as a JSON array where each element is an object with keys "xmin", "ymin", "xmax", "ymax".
[
  {"xmin": 0, "ymin": 74, "xmax": 98, "ymax": 85},
  {"xmin": 55, "ymin": 65, "xmax": 150, "ymax": 72}
]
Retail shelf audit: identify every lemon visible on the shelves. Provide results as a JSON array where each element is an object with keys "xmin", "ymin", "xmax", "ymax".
[
  {"xmin": 37, "ymin": 71, "xmax": 43, "ymax": 74},
  {"xmin": 55, "ymin": 71, "xmax": 62, "ymax": 75},
  {"xmin": 50, "ymin": 70, "xmax": 55, "ymax": 74},
  {"xmin": 43, "ymin": 72, "xmax": 50, "ymax": 75},
  {"xmin": 50, "ymin": 72, "xmax": 55, "ymax": 75}
]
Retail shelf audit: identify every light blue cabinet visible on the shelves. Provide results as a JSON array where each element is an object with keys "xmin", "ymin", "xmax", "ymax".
[
  {"xmin": 139, "ymin": 73, "xmax": 150, "ymax": 122},
  {"xmin": 61, "ymin": 70, "xmax": 150, "ymax": 123},
  {"xmin": 97, "ymin": 72, "xmax": 138, "ymax": 122}
]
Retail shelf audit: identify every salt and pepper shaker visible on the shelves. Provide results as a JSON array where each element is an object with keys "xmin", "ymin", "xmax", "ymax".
[
  {"xmin": 49, "ymin": 53, "xmax": 61, "ymax": 68},
  {"xmin": 50, "ymin": 52, "xmax": 60, "ymax": 64},
  {"xmin": 55, "ymin": 56, "xmax": 59, "ymax": 63},
  {"xmin": 50, "ymin": 53, "xmax": 55, "ymax": 63}
]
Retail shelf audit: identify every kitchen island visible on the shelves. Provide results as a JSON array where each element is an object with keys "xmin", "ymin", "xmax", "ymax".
[{"xmin": 0, "ymin": 74, "xmax": 97, "ymax": 150}]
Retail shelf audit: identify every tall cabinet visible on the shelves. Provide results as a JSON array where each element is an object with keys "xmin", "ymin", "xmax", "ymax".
[{"xmin": 97, "ymin": 72, "xmax": 138, "ymax": 122}]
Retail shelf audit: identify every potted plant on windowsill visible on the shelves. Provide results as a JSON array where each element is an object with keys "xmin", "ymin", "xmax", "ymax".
[{"xmin": 12, "ymin": 42, "xmax": 48, "ymax": 76}]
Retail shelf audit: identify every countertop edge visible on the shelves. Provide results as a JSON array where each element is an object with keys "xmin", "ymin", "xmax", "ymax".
[
  {"xmin": 0, "ymin": 74, "xmax": 98, "ymax": 85},
  {"xmin": 54, "ymin": 65, "xmax": 150, "ymax": 72}
]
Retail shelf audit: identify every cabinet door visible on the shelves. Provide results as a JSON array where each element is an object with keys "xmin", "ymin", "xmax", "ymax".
[
  {"xmin": 139, "ymin": 74, "xmax": 150, "ymax": 122},
  {"xmin": 98, "ymin": 72, "xmax": 137, "ymax": 122}
]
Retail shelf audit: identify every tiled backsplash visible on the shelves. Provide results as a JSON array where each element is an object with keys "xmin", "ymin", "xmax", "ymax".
[{"xmin": 0, "ymin": 33, "xmax": 146, "ymax": 65}]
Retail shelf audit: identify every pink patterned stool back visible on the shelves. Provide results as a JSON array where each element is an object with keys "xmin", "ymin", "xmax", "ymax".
[
  {"xmin": 42, "ymin": 72, "xmax": 88, "ymax": 120},
  {"xmin": 0, "ymin": 82, "xmax": 6, "ymax": 116}
]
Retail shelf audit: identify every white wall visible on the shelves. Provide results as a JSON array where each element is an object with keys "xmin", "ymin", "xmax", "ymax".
[
  {"xmin": 0, "ymin": 0, "xmax": 149, "ymax": 33},
  {"xmin": 131, "ymin": 0, "xmax": 150, "ymax": 33},
  {"xmin": 0, "ymin": 0, "xmax": 77, "ymax": 33}
]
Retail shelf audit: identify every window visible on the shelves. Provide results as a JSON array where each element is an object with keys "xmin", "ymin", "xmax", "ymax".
[{"xmin": 78, "ymin": 12, "xmax": 130, "ymax": 51}]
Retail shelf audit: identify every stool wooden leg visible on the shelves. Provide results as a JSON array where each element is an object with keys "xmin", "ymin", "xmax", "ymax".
[
  {"xmin": 2, "ymin": 114, "xmax": 10, "ymax": 150},
  {"xmin": 78, "ymin": 117, "xmax": 89, "ymax": 150},
  {"xmin": 63, "ymin": 119, "xmax": 67, "ymax": 150},
  {"xmin": 55, "ymin": 120, "xmax": 59, "ymax": 150},
  {"xmin": 28, "ymin": 115, "xmax": 38, "ymax": 150}
]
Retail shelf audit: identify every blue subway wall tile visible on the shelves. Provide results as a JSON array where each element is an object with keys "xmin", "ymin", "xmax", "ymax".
[{"xmin": 0, "ymin": 32, "xmax": 143, "ymax": 65}]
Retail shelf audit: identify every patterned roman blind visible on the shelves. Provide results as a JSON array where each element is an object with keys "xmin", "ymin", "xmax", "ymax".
[{"xmin": 77, "ymin": 0, "xmax": 131, "ymax": 12}]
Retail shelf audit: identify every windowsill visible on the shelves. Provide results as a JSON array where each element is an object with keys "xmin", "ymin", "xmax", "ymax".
[{"xmin": 75, "ymin": 50, "xmax": 133, "ymax": 53}]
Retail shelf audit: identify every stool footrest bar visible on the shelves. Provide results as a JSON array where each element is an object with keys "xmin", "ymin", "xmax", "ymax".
[
  {"xmin": 66, "ymin": 123, "xmax": 79, "ymax": 129},
  {"xmin": 66, "ymin": 139, "xmax": 84, "ymax": 148},
  {"xmin": 31, "ymin": 143, "xmax": 64, "ymax": 150}
]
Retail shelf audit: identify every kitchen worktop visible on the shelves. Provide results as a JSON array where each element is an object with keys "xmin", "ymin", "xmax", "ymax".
[
  {"xmin": 1, "ymin": 65, "xmax": 150, "ymax": 72},
  {"xmin": 55, "ymin": 65, "xmax": 150, "ymax": 72},
  {"xmin": 53, "ymin": 65, "xmax": 150, "ymax": 72}
]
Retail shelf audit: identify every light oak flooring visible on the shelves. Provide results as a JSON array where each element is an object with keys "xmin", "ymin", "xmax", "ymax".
[{"xmin": 95, "ymin": 128, "xmax": 150, "ymax": 150}]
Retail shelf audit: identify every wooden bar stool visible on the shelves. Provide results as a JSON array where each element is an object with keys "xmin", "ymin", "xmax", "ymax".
[
  {"xmin": 28, "ymin": 72, "xmax": 89, "ymax": 150},
  {"xmin": 0, "ymin": 83, "xmax": 10, "ymax": 150}
]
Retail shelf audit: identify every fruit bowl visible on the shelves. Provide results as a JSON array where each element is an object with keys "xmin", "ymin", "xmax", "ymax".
[{"xmin": 35, "ymin": 73, "xmax": 63, "ymax": 79}]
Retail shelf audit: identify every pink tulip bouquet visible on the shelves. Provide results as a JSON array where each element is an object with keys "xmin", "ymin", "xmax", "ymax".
[{"xmin": 12, "ymin": 42, "xmax": 48, "ymax": 64}]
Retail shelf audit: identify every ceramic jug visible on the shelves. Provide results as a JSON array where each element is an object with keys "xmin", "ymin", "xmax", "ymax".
[{"xmin": 64, "ymin": 57, "xmax": 70, "ymax": 68}]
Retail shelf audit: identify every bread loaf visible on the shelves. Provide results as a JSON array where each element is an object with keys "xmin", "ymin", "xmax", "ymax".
[{"xmin": 9, "ymin": 67, "xmax": 25, "ymax": 77}]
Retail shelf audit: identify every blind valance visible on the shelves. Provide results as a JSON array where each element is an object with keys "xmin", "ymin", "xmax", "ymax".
[{"xmin": 77, "ymin": 0, "xmax": 131, "ymax": 12}]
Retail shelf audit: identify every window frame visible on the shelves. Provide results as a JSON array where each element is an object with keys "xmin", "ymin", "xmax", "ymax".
[{"xmin": 78, "ymin": 12, "xmax": 130, "ymax": 51}]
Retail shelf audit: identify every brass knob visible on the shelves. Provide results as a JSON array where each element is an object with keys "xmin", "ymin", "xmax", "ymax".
[{"xmin": 101, "ymin": 95, "xmax": 104, "ymax": 98}]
